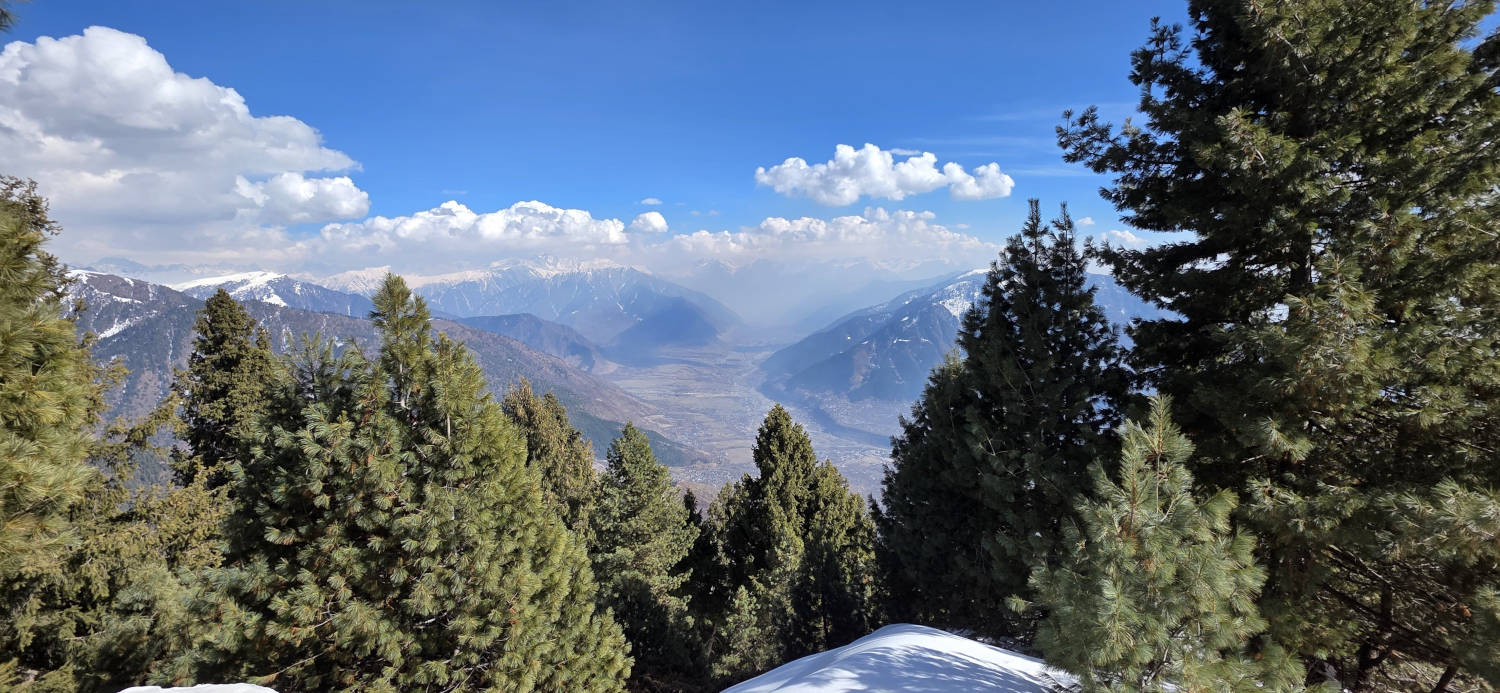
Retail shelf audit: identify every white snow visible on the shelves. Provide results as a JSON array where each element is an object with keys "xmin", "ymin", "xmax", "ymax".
[
  {"xmin": 170, "ymin": 271, "xmax": 283, "ymax": 291},
  {"xmin": 118, "ymin": 686, "xmax": 276, "ymax": 693},
  {"xmin": 723, "ymin": 624, "xmax": 1074, "ymax": 693}
]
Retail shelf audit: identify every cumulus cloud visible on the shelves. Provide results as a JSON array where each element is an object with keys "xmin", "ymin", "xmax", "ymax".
[
  {"xmin": 1102, "ymin": 229, "xmax": 1146, "ymax": 248},
  {"xmin": 657, "ymin": 207, "xmax": 995, "ymax": 270},
  {"xmin": 754, "ymin": 143, "xmax": 1015, "ymax": 206},
  {"xmin": 308, "ymin": 200, "xmax": 632, "ymax": 270},
  {"xmin": 639, "ymin": 197, "xmax": 662, "ymax": 205},
  {"xmin": 630, "ymin": 211, "xmax": 668, "ymax": 233},
  {"xmin": 0, "ymin": 26, "xmax": 369, "ymax": 263},
  {"xmin": 1077, "ymin": 216, "xmax": 1096, "ymax": 226}
]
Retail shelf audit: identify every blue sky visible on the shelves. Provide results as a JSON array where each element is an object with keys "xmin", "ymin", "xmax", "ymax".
[{"xmin": 3, "ymin": 1, "xmax": 1187, "ymax": 277}]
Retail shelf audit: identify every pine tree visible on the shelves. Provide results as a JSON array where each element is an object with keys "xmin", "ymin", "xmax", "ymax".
[
  {"xmin": 878, "ymin": 200, "xmax": 1131, "ymax": 639},
  {"xmin": 788, "ymin": 461, "xmax": 876, "ymax": 657},
  {"xmin": 1060, "ymin": 2, "xmax": 1500, "ymax": 686},
  {"xmin": 502, "ymin": 379, "xmax": 597, "ymax": 540},
  {"xmin": 589, "ymin": 423, "xmax": 699, "ymax": 690},
  {"xmin": 0, "ymin": 178, "xmax": 97, "ymax": 583},
  {"xmin": 173, "ymin": 288, "xmax": 277, "ymax": 488},
  {"xmin": 1024, "ymin": 398, "xmax": 1301, "ymax": 692},
  {"xmin": 0, "ymin": 179, "xmax": 225, "ymax": 691},
  {"xmin": 702, "ymin": 405, "xmax": 876, "ymax": 678},
  {"xmin": 180, "ymin": 274, "xmax": 629, "ymax": 691}
]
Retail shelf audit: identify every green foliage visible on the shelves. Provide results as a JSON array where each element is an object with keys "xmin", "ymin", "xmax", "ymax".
[
  {"xmin": 878, "ymin": 200, "xmax": 1131, "ymax": 639},
  {"xmin": 179, "ymin": 274, "xmax": 629, "ymax": 692},
  {"xmin": 0, "ymin": 178, "xmax": 225, "ymax": 691},
  {"xmin": 0, "ymin": 177, "xmax": 97, "ymax": 582},
  {"xmin": 503, "ymin": 379, "xmax": 598, "ymax": 540},
  {"xmin": 693, "ymin": 406, "xmax": 875, "ymax": 683},
  {"xmin": 589, "ymin": 423, "xmax": 699, "ymax": 690},
  {"xmin": 173, "ymin": 288, "xmax": 278, "ymax": 488},
  {"xmin": 1025, "ymin": 398, "xmax": 1302, "ymax": 692},
  {"xmin": 1063, "ymin": 1, "xmax": 1500, "ymax": 686}
]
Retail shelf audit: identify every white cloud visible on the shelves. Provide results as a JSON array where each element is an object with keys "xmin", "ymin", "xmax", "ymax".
[
  {"xmin": 630, "ymin": 211, "xmax": 668, "ymax": 233},
  {"xmin": 1102, "ymin": 229, "xmax": 1146, "ymax": 248},
  {"xmin": 0, "ymin": 26, "xmax": 368, "ymax": 263},
  {"xmin": 658, "ymin": 207, "xmax": 995, "ymax": 269},
  {"xmin": 1076, "ymin": 216, "xmax": 1095, "ymax": 227},
  {"xmin": 309, "ymin": 200, "xmax": 631, "ymax": 270},
  {"xmin": 754, "ymin": 143, "xmax": 1014, "ymax": 206},
  {"xmin": 887, "ymin": 147, "xmax": 923, "ymax": 156},
  {"xmin": 234, "ymin": 173, "xmax": 369, "ymax": 225},
  {"xmin": 639, "ymin": 197, "xmax": 662, "ymax": 205}
]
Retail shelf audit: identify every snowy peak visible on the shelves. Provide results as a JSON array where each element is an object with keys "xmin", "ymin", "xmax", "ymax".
[{"xmin": 171, "ymin": 271, "xmax": 374, "ymax": 317}]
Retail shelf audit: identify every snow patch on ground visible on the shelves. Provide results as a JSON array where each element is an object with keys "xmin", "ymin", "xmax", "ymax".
[{"xmin": 724, "ymin": 624, "xmax": 1074, "ymax": 692}]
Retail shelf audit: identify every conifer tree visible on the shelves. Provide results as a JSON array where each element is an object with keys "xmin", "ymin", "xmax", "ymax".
[
  {"xmin": 788, "ymin": 461, "xmax": 876, "ymax": 657},
  {"xmin": 1061, "ymin": 2, "xmax": 1500, "ymax": 686},
  {"xmin": 878, "ymin": 200, "xmax": 1131, "ymax": 639},
  {"xmin": 502, "ymin": 379, "xmax": 597, "ymax": 539},
  {"xmin": 0, "ymin": 178, "xmax": 97, "ymax": 582},
  {"xmin": 173, "ymin": 288, "xmax": 277, "ymax": 488},
  {"xmin": 589, "ymin": 423, "xmax": 699, "ymax": 690},
  {"xmin": 1023, "ymin": 398, "xmax": 1301, "ymax": 692},
  {"xmin": 0, "ymin": 179, "xmax": 225, "ymax": 691},
  {"xmin": 703, "ymin": 406, "xmax": 875, "ymax": 677},
  {"xmin": 181, "ymin": 275, "xmax": 629, "ymax": 691}
]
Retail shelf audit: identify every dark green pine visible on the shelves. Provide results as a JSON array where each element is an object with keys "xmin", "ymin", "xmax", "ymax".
[
  {"xmin": 878, "ymin": 199, "xmax": 1131, "ymax": 640},
  {"xmin": 502, "ymin": 379, "xmax": 598, "ymax": 540},
  {"xmin": 589, "ymin": 423, "xmax": 700, "ymax": 690},
  {"xmin": 1061, "ymin": 2, "xmax": 1500, "ymax": 687},
  {"xmin": 184, "ymin": 274, "xmax": 630, "ymax": 692}
]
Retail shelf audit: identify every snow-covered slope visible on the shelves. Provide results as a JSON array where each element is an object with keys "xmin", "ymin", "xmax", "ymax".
[
  {"xmin": 725, "ymin": 624, "xmax": 1074, "ymax": 692},
  {"xmin": 171, "ymin": 272, "xmax": 375, "ymax": 317}
]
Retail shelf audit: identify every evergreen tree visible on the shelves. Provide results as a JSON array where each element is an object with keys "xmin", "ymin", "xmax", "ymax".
[
  {"xmin": 180, "ymin": 275, "xmax": 629, "ymax": 691},
  {"xmin": 1061, "ymin": 2, "xmax": 1500, "ymax": 686},
  {"xmin": 0, "ymin": 179, "xmax": 225, "ymax": 691},
  {"xmin": 878, "ymin": 200, "xmax": 1131, "ymax": 639},
  {"xmin": 788, "ymin": 461, "xmax": 876, "ymax": 657},
  {"xmin": 1024, "ymin": 398, "xmax": 1301, "ymax": 692},
  {"xmin": 173, "ymin": 288, "xmax": 277, "ymax": 488},
  {"xmin": 702, "ymin": 406, "xmax": 875, "ymax": 679},
  {"xmin": 502, "ymin": 379, "xmax": 597, "ymax": 540},
  {"xmin": 0, "ymin": 177, "xmax": 96, "ymax": 583},
  {"xmin": 589, "ymin": 423, "xmax": 699, "ymax": 690}
]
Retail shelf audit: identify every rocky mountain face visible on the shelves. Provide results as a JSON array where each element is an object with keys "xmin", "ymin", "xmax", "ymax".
[
  {"xmin": 762, "ymin": 270, "xmax": 1156, "ymax": 404},
  {"xmin": 66, "ymin": 272, "xmax": 707, "ymax": 476}
]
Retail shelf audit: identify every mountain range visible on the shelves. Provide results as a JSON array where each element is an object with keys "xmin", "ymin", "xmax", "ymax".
[
  {"xmin": 761, "ymin": 269, "xmax": 1159, "ymax": 406},
  {"xmin": 66, "ymin": 271, "xmax": 708, "ymax": 481}
]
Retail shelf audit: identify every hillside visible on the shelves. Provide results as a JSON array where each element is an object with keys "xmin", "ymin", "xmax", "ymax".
[
  {"xmin": 330, "ymin": 261, "xmax": 742, "ymax": 348},
  {"xmin": 67, "ymin": 272, "xmax": 707, "ymax": 476},
  {"xmin": 456, "ymin": 313, "xmax": 615, "ymax": 373}
]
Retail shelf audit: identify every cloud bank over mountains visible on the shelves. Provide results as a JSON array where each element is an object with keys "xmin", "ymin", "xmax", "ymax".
[{"xmin": 0, "ymin": 26, "xmax": 1099, "ymax": 284}]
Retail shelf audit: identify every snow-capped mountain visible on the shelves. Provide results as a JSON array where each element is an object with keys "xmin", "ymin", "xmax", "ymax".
[
  {"xmin": 172, "ymin": 271, "xmax": 375, "ymax": 317},
  {"xmin": 333, "ymin": 260, "xmax": 741, "ymax": 348},
  {"xmin": 762, "ymin": 270, "xmax": 1156, "ymax": 404},
  {"xmin": 65, "ymin": 271, "xmax": 708, "ymax": 481}
]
